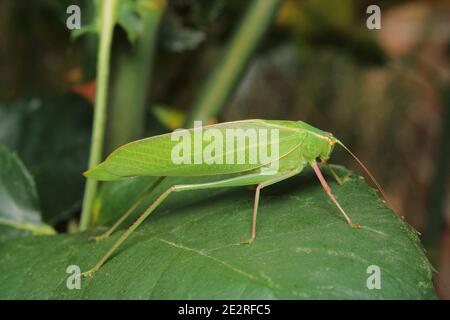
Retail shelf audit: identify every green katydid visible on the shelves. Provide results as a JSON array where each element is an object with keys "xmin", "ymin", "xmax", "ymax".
[{"xmin": 81, "ymin": 119, "xmax": 388, "ymax": 277}]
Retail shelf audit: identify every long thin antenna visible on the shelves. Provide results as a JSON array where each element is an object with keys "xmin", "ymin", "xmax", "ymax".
[{"xmin": 336, "ymin": 140, "xmax": 393, "ymax": 210}]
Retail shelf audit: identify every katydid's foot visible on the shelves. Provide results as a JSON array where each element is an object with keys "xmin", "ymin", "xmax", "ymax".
[
  {"xmin": 81, "ymin": 269, "xmax": 97, "ymax": 278},
  {"xmin": 350, "ymin": 222, "xmax": 361, "ymax": 229},
  {"xmin": 89, "ymin": 233, "xmax": 110, "ymax": 242},
  {"xmin": 334, "ymin": 172, "xmax": 351, "ymax": 185},
  {"xmin": 339, "ymin": 174, "xmax": 351, "ymax": 185},
  {"xmin": 240, "ymin": 236, "xmax": 255, "ymax": 245}
]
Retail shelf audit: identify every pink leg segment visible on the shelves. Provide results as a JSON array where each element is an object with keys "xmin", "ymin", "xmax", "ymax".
[{"xmin": 311, "ymin": 162, "xmax": 359, "ymax": 227}]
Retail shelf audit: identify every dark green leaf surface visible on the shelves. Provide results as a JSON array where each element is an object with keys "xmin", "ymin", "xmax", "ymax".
[
  {"xmin": 0, "ymin": 95, "xmax": 92, "ymax": 224},
  {"xmin": 0, "ymin": 144, "xmax": 55, "ymax": 242},
  {"xmin": 0, "ymin": 167, "xmax": 435, "ymax": 299}
]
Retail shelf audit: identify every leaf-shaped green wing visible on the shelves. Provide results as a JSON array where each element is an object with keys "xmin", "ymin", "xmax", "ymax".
[{"xmin": 85, "ymin": 120, "xmax": 301, "ymax": 180}]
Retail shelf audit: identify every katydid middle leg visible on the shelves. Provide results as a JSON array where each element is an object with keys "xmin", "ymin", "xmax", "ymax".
[
  {"xmin": 241, "ymin": 170, "xmax": 301, "ymax": 244},
  {"xmin": 81, "ymin": 170, "xmax": 298, "ymax": 277}
]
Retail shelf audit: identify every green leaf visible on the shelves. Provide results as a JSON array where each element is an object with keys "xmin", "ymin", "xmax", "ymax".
[
  {"xmin": 71, "ymin": 1, "xmax": 100, "ymax": 40},
  {"xmin": 0, "ymin": 95, "xmax": 92, "ymax": 224},
  {"xmin": 0, "ymin": 143, "xmax": 55, "ymax": 242},
  {"xmin": 72, "ymin": 0, "xmax": 166, "ymax": 44},
  {"xmin": 161, "ymin": 19, "xmax": 205, "ymax": 52},
  {"xmin": 151, "ymin": 105, "xmax": 185, "ymax": 130},
  {"xmin": 0, "ymin": 167, "xmax": 435, "ymax": 299},
  {"xmin": 191, "ymin": 0, "xmax": 227, "ymax": 26},
  {"xmin": 119, "ymin": 0, "xmax": 166, "ymax": 44},
  {"xmin": 116, "ymin": 0, "xmax": 142, "ymax": 43}
]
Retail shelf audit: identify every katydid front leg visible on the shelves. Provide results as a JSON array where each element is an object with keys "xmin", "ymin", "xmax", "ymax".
[
  {"xmin": 81, "ymin": 171, "xmax": 298, "ymax": 278},
  {"xmin": 311, "ymin": 162, "xmax": 360, "ymax": 228},
  {"xmin": 322, "ymin": 161, "xmax": 350, "ymax": 185}
]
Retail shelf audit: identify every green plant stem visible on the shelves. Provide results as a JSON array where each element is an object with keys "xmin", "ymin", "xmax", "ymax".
[
  {"xmin": 185, "ymin": 0, "xmax": 282, "ymax": 126},
  {"xmin": 107, "ymin": 2, "xmax": 166, "ymax": 152},
  {"xmin": 80, "ymin": 0, "xmax": 117, "ymax": 231}
]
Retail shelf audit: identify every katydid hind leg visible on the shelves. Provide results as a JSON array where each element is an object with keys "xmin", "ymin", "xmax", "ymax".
[
  {"xmin": 81, "ymin": 171, "xmax": 296, "ymax": 277},
  {"xmin": 81, "ymin": 185, "xmax": 175, "ymax": 278},
  {"xmin": 91, "ymin": 188, "xmax": 151, "ymax": 242},
  {"xmin": 92, "ymin": 177, "xmax": 166, "ymax": 241},
  {"xmin": 311, "ymin": 162, "xmax": 360, "ymax": 228}
]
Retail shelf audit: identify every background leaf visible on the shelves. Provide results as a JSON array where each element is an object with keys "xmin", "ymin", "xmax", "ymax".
[
  {"xmin": 161, "ymin": 19, "xmax": 205, "ymax": 52},
  {"xmin": 0, "ymin": 94, "xmax": 92, "ymax": 224},
  {"xmin": 0, "ymin": 167, "xmax": 435, "ymax": 299},
  {"xmin": 0, "ymin": 143, "xmax": 55, "ymax": 242}
]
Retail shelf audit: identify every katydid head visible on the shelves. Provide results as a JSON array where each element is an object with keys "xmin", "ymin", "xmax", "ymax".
[
  {"xmin": 296, "ymin": 121, "xmax": 391, "ymax": 209},
  {"xmin": 296, "ymin": 121, "xmax": 337, "ymax": 162}
]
